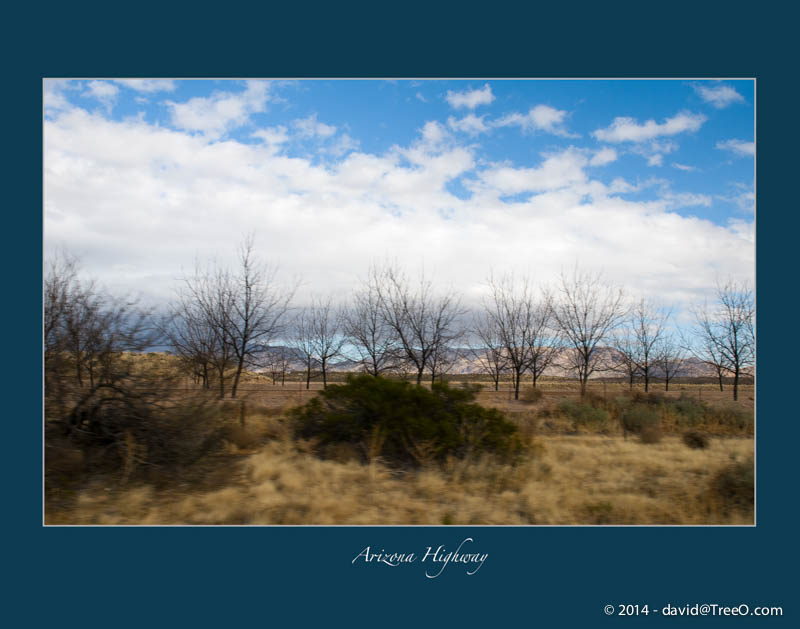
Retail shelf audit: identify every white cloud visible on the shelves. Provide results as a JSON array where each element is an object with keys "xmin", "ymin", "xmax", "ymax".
[
  {"xmin": 718, "ymin": 185, "xmax": 754, "ymax": 213},
  {"xmin": 415, "ymin": 91, "xmax": 427, "ymax": 103},
  {"xmin": 251, "ymin": 126, "xmax": 289, "ymax": 154},
  {"xmin": 716, "ymin": 139, "xmax": 754, "ymax": 157},
  {"xmin": 417, "ymin": 120, "xmax": 449, "ymax": 150},
  {"xmin": 166, "ymin": 81, "xmax": 270, "ymax": 139},
  {"xmin": 293, "ymin": 113, "xmax": 337, "ymax": 139},
  {"xmin": 608, "ymin": 177, "xmax": 635, "ymax": 194},
  {"xmin": 323, "ymin": 133, "xmax": 360, "ymax": 157},
  {"xmin": 630, "ymin": 139, "xmax": 678, "ymax": 167},
  {"xmin": 589, "ymin": 147, "xmax": 617, "ymax": 166},
  {"xmin": 43, "ymin": 106, "xmax": 753, "ymax": 314},
  {"xmin": 673, "ymin": 163, "xmax": 698, "ymax": 172},
  {"xmin": 693, "ymin": 83, "xmax": 745, "ymax": 109},
  {"xmin": 447, "ymin": 114, "xmax": 489, "ymax": 136},
  {"xmin": 445, "ymin": 84, "xmax": 494, "ymax": 109},
  {"xmin": 662, "ymin": 192, "xmax": 712, "ymax": 209},
  {"xmin": 82, "ymin": 80, "xmax": 119, "ymax": 113},
  {"xmin": 472, "ymin": 148, "xmax": 588, "ymax": 195},
  {"xmin": 593, "ymin": 111, "xmax": 706, "ymax": 143},
  {"xmin": 115, "ymin": 79, "xmax": 177, "ymax": 93},
  {"xmin": 493, "ymin": 105, "xmax": 576, "ymax": 137},
  {"xmin": 44, "ymin": 79, "xmax": 74, "ymax": 113}
]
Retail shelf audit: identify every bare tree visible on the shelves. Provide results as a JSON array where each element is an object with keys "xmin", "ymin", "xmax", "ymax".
[
  {"xmin": 551, "ymin": 268, "xmax": 626, "ymax": 396},
  {"xmin": 482, "ymin": 274, "xmax": 531, "ymax": 400},
  {"xmin": 526, "ymin": 291, "xmax": 559, "ymax": 389},
  {"xmin": 290, "ymin": 306, "xmax": 319, "ymax": 390},
  {"xmin": 344, "ymin": 267, "xmax": 400, "ymax": 376},
  {"xmin": 428, "ymin": 341, "xmax": 463, "ymax": 385},
  {"xmin": 262, "ymin": 346, "xmax": 292, "ymax": 386},
  {"xmin": 626, "ymin": 299, "xmax": 670, "ymax": 392},
  {"xmin": 657, "ymin": 332, "xmax": 688, "ymax": 392},
  {"xmin": 308, "ymin": 297, "xmax": 347, "ymax": 388},
  {"xmin": 172, "ymin": 261, "xmax": 237, "ymax": 398},
  {"xmin": 161, "ymin": 288, "xmax": 219, "ymax": 389},
  {"xmin": 172, "ymin": 236, "xmax": 294, "ymax": 398},
  {"xmin": 610, "ymin": 329, "xmax": 640, "ymax": 390},
  {"xmin": 378, "ymin": 265, "xmax": 464, "ymax": 386},
  {"xmin": 44, "ymin": 251, "xmax": 162, "ymax": 425},
  {"xmin": 468, "ymin": 311, "xmax": 510, "ymax": 391},
  {"xmin": 692, "ymin": 280, "xmax": 754, "ymax": 401},
  {"xmin": 483, "ymin": 274, "xmax": 555, "ymax": 400},
  {"xmin": 223, "ymin": 236, "xmax": 295, "ymax": 397}
]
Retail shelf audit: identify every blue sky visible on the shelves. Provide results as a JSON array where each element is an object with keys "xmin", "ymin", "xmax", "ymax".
[{"xmin": 44, "ymin": 78, "xmax": 754, "ymax": 315}]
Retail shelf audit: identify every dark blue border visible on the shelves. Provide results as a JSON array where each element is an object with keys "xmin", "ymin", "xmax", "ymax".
[{"xmin": 10, "ymin": 3, "xmax": 794, "ymax": 626}]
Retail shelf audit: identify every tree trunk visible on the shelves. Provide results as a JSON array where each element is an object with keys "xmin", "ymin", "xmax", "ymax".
[
  {"xmin": 733, "ymin": 369, "xmax": 739, "ymax": 401},
  {"xmin": 231, "ymin": 360, "xmax": 244, "ymax": 398}
]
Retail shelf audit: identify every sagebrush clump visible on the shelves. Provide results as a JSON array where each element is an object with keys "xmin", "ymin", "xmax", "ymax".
[
  {"xmin": 520, "ymin": 386, "xmax": 544, "ymax": 404},
  {"xmin": 621, "ymin": 404, "xmax": 660, "ymax": 439},
  {"xmin": 710, "ymin": 457, "xmax": 754, "ymax": 515},
  {"xmin": 683, "ymin": 430, "xmax": 710, "ymax": 449},
  {"xmin": 290, "ymin": 374, "xmax": 524, "ymax": 466},
  {"xmin": 559, "ymin": 399, "xmax": 609, "ymax": 427}
]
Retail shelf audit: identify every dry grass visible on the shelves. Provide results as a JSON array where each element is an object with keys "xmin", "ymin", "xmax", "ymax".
[{"xmin": 46, "ymin": 432, "xmax": 753, "ymax": 526}]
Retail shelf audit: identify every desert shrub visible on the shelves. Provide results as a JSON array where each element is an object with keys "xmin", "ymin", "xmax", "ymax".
[
  {"xmin": 290, "ymin": 375, "xmax": 523, "ymax": 467},
  {"xmin": 582, "ymin": 390, "xmax": 607, "ymax": 408},
  {"xmin": 222, "ymin": 423, "xmax": 265, "ymax": 450},
  {"xmin": 48, "ymin": 385, "xmax": 225, "ymax": 482},
  {"xmin": 683, "ymin": 430, "xmax": 710, "ymax": 449},
  {"xmin": 559, "ymin": 399, "xmax": 609, "ymax": 427},
  {"xmin": 639, "ymin": 424, "xmax": 663, "ymax": 444},
  {"xmin": 621, "ymin": 404, "xmax": 660, "ymax": 438},
  {"xmin": 670, "ymin": 395, "xmax": 706, "ymax": 426},
  {"xmin": 583, "ymin": 501, "xmax": 615, "ymax": 524},
  {"xmin": 705, "ymin": 405, "xmax": 753, "ymax": 431},
  {"xmin": 710, "ymin": 457, "xmax": 754, "ymax": 514},
  {"xmin": 520, "ymin": 386, "xmax": 544, "ymax": 404},
  {"xmin": 630, "ymin": 390, "xmax": 664, "ymax": 406}
]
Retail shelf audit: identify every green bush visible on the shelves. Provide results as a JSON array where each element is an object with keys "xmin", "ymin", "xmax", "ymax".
[
  {"xmin": 621, "ymin": 404, "xmax": 660, "ymax": 437},
  {"xmin": 290, "ymin": 375, "xmax": 523, "ymax": 467},
  {"xmin": 559, "ymin": 399, "xmax": 609, "ymax": 426},
  {"xmin": 705, "ymin": 405, "xmax": 753, "ymax": 431},
  {"xmin": 671, "ymin": 395, "xmax": 706, "ymax": 426}
]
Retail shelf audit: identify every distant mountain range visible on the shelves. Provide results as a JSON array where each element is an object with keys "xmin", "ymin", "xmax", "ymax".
[{"xmin": 258, "ymin": 346, "xmax": 753, "ymax": 379}]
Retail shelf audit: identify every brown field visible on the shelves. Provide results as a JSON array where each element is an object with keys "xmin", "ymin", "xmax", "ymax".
[{"xmin": 45, "ymin": 379, "xmax": 755, "ymax": 526}]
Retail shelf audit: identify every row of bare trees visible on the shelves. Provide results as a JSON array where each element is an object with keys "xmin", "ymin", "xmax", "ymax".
[
  {"xmin": 46, "ymin": 241, "xmax": 755, "ymax": 401},
  {"xmin": 161, "ymin": 236, "xmax": 295, "ymax": 397}
]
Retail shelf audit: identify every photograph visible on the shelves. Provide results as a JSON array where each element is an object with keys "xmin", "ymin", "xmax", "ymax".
[{"xmin": 43, "ymin": 78, "xmax": 755, "ymax": 526}]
